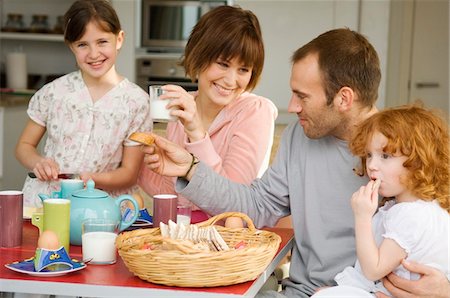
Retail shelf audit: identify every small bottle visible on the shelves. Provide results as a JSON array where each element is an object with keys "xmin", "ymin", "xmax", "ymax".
[
  {"xmin": 53, "ymin": 16, "xmax": 64, "ymax": 34},
  {"xmin": 4, "ymin": 13, "xmax": 25, "ymax": 32},
  {"xmin": 30, "ymin": 14, "xmax": 49, "ymax": 33}
]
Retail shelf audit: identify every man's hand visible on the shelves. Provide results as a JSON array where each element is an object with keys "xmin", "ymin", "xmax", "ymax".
[
  {"xmin": 142, "ymin": 134, "xmax": 194, "ymax": 178},
  {"xmin": 375, "ymin": 260, "xmax": 450, "ymax": 298}
]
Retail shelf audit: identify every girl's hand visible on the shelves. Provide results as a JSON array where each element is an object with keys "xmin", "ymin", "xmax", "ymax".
[
  {"xmin": 351, "ymin": 179, "xmax": 380, "ymax": 219},
  {"xmin": 32, "ymin": 158, "xmax": 60, "ymax": 181},
  {"xmin": 79, "ymin": 173, "xmax": 94, "ymax": 184},
  {"xmin": 142, "ymin": 134, "xmax": 194, "ymax": 178},
  {"xmin": 162, "ymin": 85, "xmax": 206, "ymax": 142}
]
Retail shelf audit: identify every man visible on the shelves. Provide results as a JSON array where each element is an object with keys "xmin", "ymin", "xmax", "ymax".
[{"xmin": 143, "ymin": 28, "xmax": 450, "ymax": 297}]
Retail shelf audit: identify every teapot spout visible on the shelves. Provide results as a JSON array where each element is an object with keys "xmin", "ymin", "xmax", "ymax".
[{"xmin": 38, "ymin": 193, "xmax": 51, "ymax": 202}]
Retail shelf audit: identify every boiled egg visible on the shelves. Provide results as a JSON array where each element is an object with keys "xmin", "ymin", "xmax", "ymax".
[
  {"xmin": 37, "ymin": 230, "xmax": 60, "ymax": 250},
  {"xmin": 132, "ymin": 192, "xmax": 145, "ymax": 209}
]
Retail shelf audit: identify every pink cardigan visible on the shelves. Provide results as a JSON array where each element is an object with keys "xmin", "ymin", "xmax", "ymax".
[{"xmin": 138, "ymin": 92, "xmax": 277, "ymax": 221}]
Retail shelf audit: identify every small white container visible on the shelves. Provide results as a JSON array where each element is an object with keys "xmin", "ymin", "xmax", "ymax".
[{"xmin": 6, "ymin": 52, "xmax": 27, "ymax": 89}]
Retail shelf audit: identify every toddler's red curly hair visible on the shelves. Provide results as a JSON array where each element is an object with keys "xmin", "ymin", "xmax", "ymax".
[{"xmin": 350, "ymin": 103, "xmax": 449, "ymax": 213}]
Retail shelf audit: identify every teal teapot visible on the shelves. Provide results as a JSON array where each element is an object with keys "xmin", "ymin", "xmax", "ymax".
[{"xmin": 39, "ymin": 179, "xmax": 139, "ymax": 245}]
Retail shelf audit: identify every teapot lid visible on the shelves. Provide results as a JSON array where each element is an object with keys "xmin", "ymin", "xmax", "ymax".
[{"xmin": 72, "ymin": 179, "xmax": 107, "ymax": 199}]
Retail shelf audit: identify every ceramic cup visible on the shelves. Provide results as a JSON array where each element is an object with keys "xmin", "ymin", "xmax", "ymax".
[
  {"xmin": 153, "ymin": 194, "xmax": 178, "ymax": 226},
  {"xmin": 53, "ymin": 179, "xmax": 84, "ymax": 199},
  {"xmin": 149, "ymin": 85, "xmax": 177, "ymax": 122},
  {"xmin": 0, "ymin": 190, "xmax": 23, "ymax": 247},
  {"xmin": 32, "ymin": 198, "xmax": 71, "ymax": 252},
  {"xmin": 82, "ymin": 218, "xmax": 119, "ymax": 265},
  {"xmin": 176, "ymin": 201, "xmax": 192, "ymax": 226}
]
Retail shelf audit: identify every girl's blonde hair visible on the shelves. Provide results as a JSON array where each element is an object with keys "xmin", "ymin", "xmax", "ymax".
[{"xmin": 350, "ymin": 103, "xmax": 449, "ymax": 213}]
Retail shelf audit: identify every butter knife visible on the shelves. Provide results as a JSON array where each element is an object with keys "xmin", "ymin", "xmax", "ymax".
[{"xmin": 28, "ymin": 172, "xmax": 80, "ymax": 179}]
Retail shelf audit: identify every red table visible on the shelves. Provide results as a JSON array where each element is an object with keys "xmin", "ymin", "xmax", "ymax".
[{"xmin": 0, "ymin": 220, "xmax": 294, "ymax": 297}]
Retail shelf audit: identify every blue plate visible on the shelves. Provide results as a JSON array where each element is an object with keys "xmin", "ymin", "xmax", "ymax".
[{"xmin": 5, "ymin": 257, "xmax": 86, "ymax": 277}]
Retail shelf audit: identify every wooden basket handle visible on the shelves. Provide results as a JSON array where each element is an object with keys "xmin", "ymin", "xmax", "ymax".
[{"xmin": 197, "ymin": 212, "xmax": 256, "ymax": 231}]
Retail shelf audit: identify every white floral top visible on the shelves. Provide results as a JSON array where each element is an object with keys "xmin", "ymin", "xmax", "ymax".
[{"xmin": 22, "ymin": 71, "xmax": 152, "ymax": 208}]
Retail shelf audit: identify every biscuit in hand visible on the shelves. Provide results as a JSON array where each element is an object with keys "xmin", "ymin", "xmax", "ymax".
[{"xmin": 129, "ymin": 132, "xmax": 155, "ymax": 146}]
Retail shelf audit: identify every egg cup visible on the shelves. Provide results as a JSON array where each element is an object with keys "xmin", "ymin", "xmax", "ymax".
[
  {"xmin": 34, "ymin": 246, "xmax": 72, "ymax": 272},
  {"xmin": 123, "ymin": 207, "xmax": 153, "ymax": 224},
  {"xmin": 137, "ymin": 208, "xmax": 153, "ymax": 224}
]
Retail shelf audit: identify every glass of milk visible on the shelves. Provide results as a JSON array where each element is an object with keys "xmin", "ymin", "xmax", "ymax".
[
  {"xmin": 176, "ymin": 202, "xmax": 192, "ymax": 226},
  {"xmin": 81, "ymin": 218, "xmax": 119, "ymax": 265},
  {"xmin": 149, "ymin": 85, "xmax": 178, "ymax": 122}
]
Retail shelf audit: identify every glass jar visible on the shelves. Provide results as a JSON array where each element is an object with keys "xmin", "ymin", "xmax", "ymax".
[
  {"xmin": 3, "ymin": 13, "xmax": 25, "ymax": 32},
  {"xmin": 30, "ymin": 14, "xmax": 49, "ymax": 33},
  {"xmin": 53, "ymin": 16, "xmax": 64, "ymax": 34}
]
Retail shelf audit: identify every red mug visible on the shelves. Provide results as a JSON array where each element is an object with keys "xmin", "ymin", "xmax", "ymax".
[
  {"xmin": 152, "ymin": 194, "xmax": 177, "ymax": 227},
  {"xmin": 0, "ymin": 190, "xmax": 23, "ymax": 247}
]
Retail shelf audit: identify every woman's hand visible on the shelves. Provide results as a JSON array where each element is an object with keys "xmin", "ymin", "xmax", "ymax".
[
  {"xmin": 32, "ymin": 157, "xmax": 60, "ymax": 181},
  {"xmin": 351, "ymin": 179, "xmax": 379, "ymax": 220},
  {"xmin": 162, "ymin": 84, "xmax": 206, "ymax": 142},
  {"xmin": 142, "ymin": 134, "xmax": 195, "ymax": 179},
  {"xmin": 376, "ymin": 260, "xmax": 450, "ymax": 298}
]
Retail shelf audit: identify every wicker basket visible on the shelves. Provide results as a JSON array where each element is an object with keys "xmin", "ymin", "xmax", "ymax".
[{"xmin": 116, "ymin": 212, "xmax": 282, "ymax": 287}]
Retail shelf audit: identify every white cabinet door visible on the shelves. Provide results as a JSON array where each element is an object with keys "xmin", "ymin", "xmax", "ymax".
[
  {"xmin": 0, "ymin": 104, "xmax": 29, "ymax": 190},
  {"xmin": 234, "ymin": 0, "xmax": 389, "ymax": 123},
  {"xmin": 409, "ymin": 0, "xmax": 449, "ymax": 119}
]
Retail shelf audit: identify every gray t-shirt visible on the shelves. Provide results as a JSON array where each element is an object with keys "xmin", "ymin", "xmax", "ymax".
[{"xmin": 177, "ymin": 121, "xmax": 368, "ymax": 297}]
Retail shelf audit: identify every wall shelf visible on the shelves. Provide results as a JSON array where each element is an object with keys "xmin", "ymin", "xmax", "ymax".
[{"xmin": 0, "ymin": 32, "xmax": 64, "ymax": 42}]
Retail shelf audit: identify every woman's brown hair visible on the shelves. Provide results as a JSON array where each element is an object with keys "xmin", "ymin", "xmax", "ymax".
[{"xmin": 181, "ymin": 5, "xmax": 264, "ymax": 91}]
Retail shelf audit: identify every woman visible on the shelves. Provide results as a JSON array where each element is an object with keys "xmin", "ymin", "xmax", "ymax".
[{"xmin": 139, "ymin": 5, "xmax": 277, "ymax": 225}]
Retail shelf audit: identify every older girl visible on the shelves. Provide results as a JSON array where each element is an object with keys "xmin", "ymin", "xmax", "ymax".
[{"xmin": 16, "ymin": 0, "xmax": 152, "ymax": 211}]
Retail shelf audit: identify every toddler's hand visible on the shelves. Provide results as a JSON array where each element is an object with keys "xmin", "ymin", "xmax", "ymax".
[{"xmin": 351, "ymin": 179, "xmax": 379, "ymax": 219}]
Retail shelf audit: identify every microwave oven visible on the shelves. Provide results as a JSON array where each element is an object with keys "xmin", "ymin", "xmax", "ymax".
[{"xmin": 141, "ymin": 0, "xmax": 227, "ymax": 52}]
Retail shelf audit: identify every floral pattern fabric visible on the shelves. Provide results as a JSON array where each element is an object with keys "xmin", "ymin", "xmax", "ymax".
[{"xmin": 22, "ymin": 71, "xmax": 153, "ymax": 208}]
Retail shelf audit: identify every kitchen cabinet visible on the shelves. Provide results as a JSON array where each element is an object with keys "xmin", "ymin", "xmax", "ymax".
[
  {"xmin": 0, "ymin": 0, "xmax": 76, "ymax": 80},
  {"xmin": 0, "ymin": 93, "xmax": 48, "ymax": 190},
  {"xmin": 0, "ymin": 96, "xmax": 30, "ymax": 190}
]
